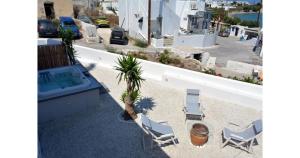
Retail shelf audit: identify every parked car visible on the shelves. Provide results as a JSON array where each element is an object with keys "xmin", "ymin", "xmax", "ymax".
[
  {"xmin": 59, "ymin": 16, "xmax": 81, "ymax": 39},
  {"xmin": 110, "ymin": 27, "xmax": 128, "ymax": 45},
  {"xmin": 38, "ymin": 19, "xmax": 58, "ymax": 38},
  {"xmin": 95, "ymin": 16, "xmax": 110, "ymax": 28},
  {"xmin": 218, "ymin": 30, "xmax": 230, "ymax": 37},
  {"xmin": 77, "ymin": 15, "xmax": 93, "ymax": 24}
]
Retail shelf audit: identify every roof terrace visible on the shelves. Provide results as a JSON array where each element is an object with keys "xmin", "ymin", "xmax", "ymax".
[{"xmin": 39, "ymin": 61, "xmax": 262, "ymax": 158}]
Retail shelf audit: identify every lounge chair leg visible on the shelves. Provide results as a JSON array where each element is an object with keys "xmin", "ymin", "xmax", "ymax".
[
  {"xmin": 222, "ymin": 139, "xmax": 229, "ymax": 148},
  {"xmin": 142, "ymin": 133, "xmax": 145, "ymax": 151},
  {"xmin": 172, "ymin": 138, "xmax": 176, "ymax": 146}
]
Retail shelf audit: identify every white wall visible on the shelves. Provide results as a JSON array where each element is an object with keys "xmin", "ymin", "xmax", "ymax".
[
  {"xmin": 151, "ymin": 38, "xmax": 164, "ymax": 48},
  {"xmin": 74, "ymin": 45, "xmax": 262, "ymax": 111},
  {"xmin": 173, "ymin": 32, "xmax": 217, "ymax": 48},
  {"xmin": 230, "ymin": 25, "xmax": 248, "ymax": 37},
  {"xmin": 161, "ymin": 1, "xmax": 180, "ymax": 36},
  {"xmin": 175, "ymin": 0, "xmax": 206, "ymax": 30},
  {"xmin": 118, "ymin": 0, "xmax": 148, "ymax": 40}
]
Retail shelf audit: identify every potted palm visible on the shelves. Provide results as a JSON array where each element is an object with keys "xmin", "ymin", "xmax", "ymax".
[{"xmin": 115, "ymin": 55, "xmax": 144, "ymax": 120}]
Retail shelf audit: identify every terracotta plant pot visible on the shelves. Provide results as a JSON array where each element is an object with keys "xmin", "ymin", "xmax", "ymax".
[{"xmin": 190, "ymin": 123, "xmax": 209, "ymax": 146}]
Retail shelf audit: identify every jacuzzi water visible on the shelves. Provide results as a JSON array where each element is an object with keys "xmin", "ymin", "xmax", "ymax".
[
  {"xmin": 38, "ymin": 66, "xmax": 91, "ymax": 97},
  {"xmin": 39, "ymin": 71, "xmax": 82, "ymax": 92}
]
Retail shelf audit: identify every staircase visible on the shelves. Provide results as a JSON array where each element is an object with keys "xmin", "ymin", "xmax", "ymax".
[{"xmin": 163, "ymin": 36, "xmax": 174, "ymax": 47}]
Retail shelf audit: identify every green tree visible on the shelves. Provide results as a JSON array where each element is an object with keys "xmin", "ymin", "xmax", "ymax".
[
  {"xmin": 59, "ymin": 27, "xmax": 77, "ymax": 65},
  {"xmin": 115, "ymin": 55, "xmax": 145, "ymax": 120}
]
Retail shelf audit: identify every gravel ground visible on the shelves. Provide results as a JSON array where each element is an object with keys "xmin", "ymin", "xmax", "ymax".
[{"xmin": 38, "ymin": 63, "xmax": 262, "ymax": 158}]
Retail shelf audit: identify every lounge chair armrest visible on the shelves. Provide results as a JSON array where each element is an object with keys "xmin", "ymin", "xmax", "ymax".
[
  {"xmin": 157, "ymin": 120, "xmax": 168, "ymax": 124},
  {"xmin": 158, "ymin": 133, "xmax": 174, "ymax": 139},
  {"xmin": 230, "ymin": 134, "xmax": 245, "ymax": 141}
]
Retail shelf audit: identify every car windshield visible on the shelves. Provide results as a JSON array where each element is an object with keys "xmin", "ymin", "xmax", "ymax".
[
  {"xmin": 39, "ymin": 21, "xmax": 56, "ymax": 29},
  {"xmin": 99, "ymin": 17, "xmax": 107, "ymax": 20},
  {"xmin": 63, "ymin": 21, "xmax": 75, "ymax": 26}
]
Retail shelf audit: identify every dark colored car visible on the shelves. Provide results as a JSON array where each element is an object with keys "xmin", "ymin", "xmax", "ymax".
[
  {"xmin": 59, "ymin": 16, "xmax": 81, "ymax": 39},
  {"xmin": 38, "ymin": 19, "xmax": 58, "ymax": 38},
  {"xmin": 110, "ymin": 27, "xmax": 128, "ymax": 45},
  {"xmin": 77, "ymin": 15, "xmax": 93, "ymax": 24}
]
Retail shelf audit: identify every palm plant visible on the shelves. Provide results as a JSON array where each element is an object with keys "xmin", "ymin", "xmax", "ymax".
[{"xmin": 115, "ymin": 55, "xmax": 144, "ymax": 120}]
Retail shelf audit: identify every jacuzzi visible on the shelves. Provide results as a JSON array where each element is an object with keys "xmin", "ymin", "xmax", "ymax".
[
  {"xmin": 38, "ymin": 65, "xmax": 103, "ymax": 124},
  {"xmin": 38, "ymin": 66, "xmax": 91, "ymax": 97}
]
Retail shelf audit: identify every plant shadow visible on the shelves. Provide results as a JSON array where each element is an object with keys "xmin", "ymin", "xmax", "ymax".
[
  {"xmin": 135, "ymin": 97, "xmax": 156, "ymax": 115},
  {"xmin": 85, "ymin": 63, "xmax": 96, "ymax": 71}
]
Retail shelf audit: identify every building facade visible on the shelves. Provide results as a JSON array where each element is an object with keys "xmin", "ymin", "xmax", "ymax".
[
  {"xmin": 38, "ymin": 0, "xmax": 74, "ymax": 19},
  {"xmin": 118, "ymin": 0, "xmax": 217, "ymax": 48}
]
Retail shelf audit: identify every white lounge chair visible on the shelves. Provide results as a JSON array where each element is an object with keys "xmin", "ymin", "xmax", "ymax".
[
  {"xmin": 186, "ymin": 89, "xmax": 200, "ymax": 105},
  {"xmin": 183, "ymin": 89, "xmax": 205, "ymax": 121},
  {"xmin": 222, "ymin": 119, "xmax": 263, "ymax": 153},
  {"xmin": 141, "ymin": 114, "xmax": 177, "ymax": 149}
]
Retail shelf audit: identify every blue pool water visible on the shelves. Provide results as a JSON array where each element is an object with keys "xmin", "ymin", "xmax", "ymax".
[{"xmin": 38, "ymin": 71, "xmax": 83, "ymax": 92}]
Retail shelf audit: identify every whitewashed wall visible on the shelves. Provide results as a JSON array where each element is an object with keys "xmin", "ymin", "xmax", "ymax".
[
  {"xmin": 175, "ymin": 0, "xmax": 206, "ymax": 29},
  {"xmin": 74, "ymin": 45, "xmax": 262, "ymax": 111},
  {"xmin": 118, "ymin": 0, "xmax": 148, "ymax": 40},
  {"xmin": 173, "ymin": 32, "xmax": 217, "ymax": 48}
]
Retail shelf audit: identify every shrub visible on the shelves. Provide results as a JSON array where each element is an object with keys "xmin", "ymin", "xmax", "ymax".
[
  {"xmin": 134, "ymin": 39, "xmax": 148, "ymax": 48},
  {"xmin": 240, "ymin": 20, "xmax": 259, "ymax": 28},
  {"xmin": 128, "ymin": 51, "xmax": 148, "ymax": 60},
  {"xmin": 52, "ymin": 19, "xmax": 60, "ymax": 28},
  {"xmin": 159, "ymin": 50, "xmax": 171, "ymax": 64},
  {"xmin": 105, "ymin": 45, "xmax": 120, "ymax": 54},
  {"xmin": 228, "ymin": 76, "xmax": 261, "ymax": 85},
  {"xmin": 170, "ymin": 57, "xmax": 181, "ymax": 65},
  {"xmin": 203, "ymin": 68, "xmax": 217, "ymax": 75},
  {"xmin": 224, "ymin": 16, "xmax": 241, "ymax": 25}
]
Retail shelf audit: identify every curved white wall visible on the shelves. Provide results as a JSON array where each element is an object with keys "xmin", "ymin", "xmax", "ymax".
[{"xmin": 74, "ymin": 45, "xmax": 262, "ymax": 111}]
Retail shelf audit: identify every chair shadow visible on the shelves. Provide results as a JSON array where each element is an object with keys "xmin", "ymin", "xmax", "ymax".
[{"xmin": 135, "ymin": 97, "xmax": 156, "ymax": 114}]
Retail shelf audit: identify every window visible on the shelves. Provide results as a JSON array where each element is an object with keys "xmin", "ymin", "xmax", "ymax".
[
  {"xmin": 63, "ymin": 21, "xmax": 75, "ymax": 26},
  {"xmin": 190, "ymin": 2, "xmax": 198, "ymax": 10},
  {"xmin": 191, "ymin": 17, "xmax": 199, "ymax": 29}
]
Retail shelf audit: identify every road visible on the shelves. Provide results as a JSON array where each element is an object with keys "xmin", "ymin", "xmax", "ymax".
[
  {"xmin": 202, "ymin": 36, "xmax": 262, "ymax": 67},
  {"xmin": 73, "ymin": 30, "xmax": 262, "ymax": 67}
]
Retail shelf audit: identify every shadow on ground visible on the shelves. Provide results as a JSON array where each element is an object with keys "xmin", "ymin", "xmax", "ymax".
[
  {"xmin": 38, "ymin": 80, "xmax": 169, "ymax": 158},
  {"xmin": 84, "ymin": 63, "xmax": 96, "ymax": 71},
  {"xmin": 135, "ymin": 97, "xmax": 156, "ymax": 114}
]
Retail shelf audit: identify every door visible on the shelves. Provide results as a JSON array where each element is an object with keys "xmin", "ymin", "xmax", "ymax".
[
  {"xmin": 44, "ymin": 2, "xmax": 55, "ymax": 19},
  {"xmin": 235, "ymin": 27, "xmax": 239, "ymax": 36}
]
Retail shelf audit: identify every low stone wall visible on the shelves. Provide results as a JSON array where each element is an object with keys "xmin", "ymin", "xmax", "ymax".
[
  {"xmin": 80, "ymin": 21, "xmax": 99, "ymax": 43},
  {"xmin": 173, "ymin": 33, "xmax": 217, "ymax": 48},
  {"xmin": 74, "ymin": 45, "xmax": 262, "ymax": 111}
]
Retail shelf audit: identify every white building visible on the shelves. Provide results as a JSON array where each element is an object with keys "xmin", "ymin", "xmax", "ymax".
[
  {"xmin": 208, "ymin": 0, "xmax": 236, "ymax": 10},
  {"xmin": 100, "ymin": 0, "xmax": 118, "ymax": 15},
  {"xmin": 118, "ymin": 0, "xmax": 217, "ymax": 48},
  {"xmin": 229, "ymin": 25, "xmax": 259, "ymax": 40},
  {"xmin": 73, "ymin": 0, "xmax": 99, "ymax": 8}
]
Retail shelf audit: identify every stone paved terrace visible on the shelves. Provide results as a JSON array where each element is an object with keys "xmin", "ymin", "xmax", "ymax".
[{"xmin": 38, "ymin": 63, "xmax": 262, "ymax": 158}]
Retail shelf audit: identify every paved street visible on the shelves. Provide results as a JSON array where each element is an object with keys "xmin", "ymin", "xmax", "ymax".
[{"xmin": 202, "ymin": 36, "xmax": 262, "ymax": 67}]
